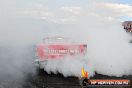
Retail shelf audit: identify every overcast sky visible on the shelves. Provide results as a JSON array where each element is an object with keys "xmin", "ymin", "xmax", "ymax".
[{"xmin": 0, "ymin": 0, "xmax": 132, "ymax": 23}]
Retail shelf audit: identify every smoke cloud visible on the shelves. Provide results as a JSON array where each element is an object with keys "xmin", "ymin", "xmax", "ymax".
[
  {"xmin": 0, "ymin": 0, "xmax": 132, "ymax": 81},
  {"xmin": 40, "ymin": 2, "xmax": 132, "ymax": 77},
  {"xmin": 42, "ymin": 17, "xmax": 132, "ymax": 77}
]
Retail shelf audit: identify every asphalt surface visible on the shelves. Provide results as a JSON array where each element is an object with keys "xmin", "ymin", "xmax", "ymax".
[
  {"xmin": 30, "ymin": 71, "xmax": 132, "ymax": 88},
  {"xmin": 0, "ymin": 71, "xmax": 81, "ymax": 88},
  {"xmin": 0, "ymin": 70, "xmax": 131, "ymax": 88}
]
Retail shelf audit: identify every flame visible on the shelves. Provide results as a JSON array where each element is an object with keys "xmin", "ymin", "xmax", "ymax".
[{"xmin": 81, "ymin": 67, "xmax": 89, "ymax": 78}]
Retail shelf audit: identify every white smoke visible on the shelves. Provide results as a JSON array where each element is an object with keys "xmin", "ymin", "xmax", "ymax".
[
  {"xmin": 0, "ymin": 0, "xmax": 132, "ymax": 79},
  {"xmin": 42, "ymin": 18, "xmax": 132, "ymax": 77},
  {"xmin": 40, "ymin": 2, "xmax": 132, "ymax": 77},
  {"xmin": 43, "ymin": 56, "xmax": 94, "ymax": 77}
]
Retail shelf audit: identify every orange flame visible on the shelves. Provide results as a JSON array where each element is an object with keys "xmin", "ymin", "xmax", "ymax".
[{"xmin": 81, "ymin": 67, "xmax": 89, "ymax": 78}]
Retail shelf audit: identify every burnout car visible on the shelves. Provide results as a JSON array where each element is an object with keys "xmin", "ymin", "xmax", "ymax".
[{"xmin": 35, "ymin": 36, "xmax": 87, "ymax": 71}]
